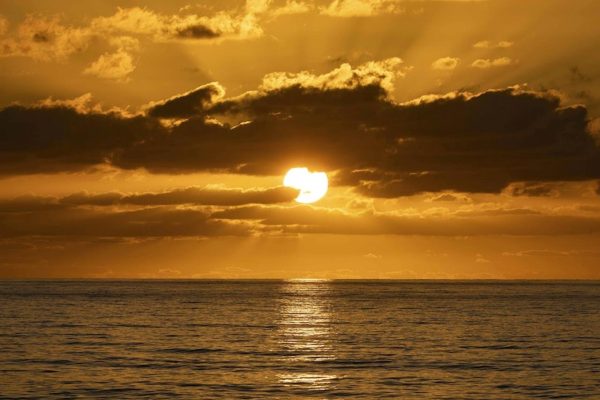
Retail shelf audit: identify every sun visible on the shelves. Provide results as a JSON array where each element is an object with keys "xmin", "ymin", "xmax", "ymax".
[{"xmin": 283, "ymin": 167, "xmax": 328, "ymax": 204}]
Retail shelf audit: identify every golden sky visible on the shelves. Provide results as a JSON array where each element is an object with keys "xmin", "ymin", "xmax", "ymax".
[{"xmin": 1, "ymin": 0, "xmax": 600, "ymax": 279}]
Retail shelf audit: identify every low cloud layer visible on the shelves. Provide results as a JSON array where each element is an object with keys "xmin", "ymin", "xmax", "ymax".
[
  {"xmin": 0, "ymin": 186, "xmax": 298, "ymax": 209},
  {"xmin": 0, "ymin": 206, "xmax": 250, "ymax": 238},
  {"xmin": 0, "ymin": 186, "xmax": 296, "ymax": 238},
  {"xmin": 2, "ymin": 193, "xmax": 600, "ymax": 238}
]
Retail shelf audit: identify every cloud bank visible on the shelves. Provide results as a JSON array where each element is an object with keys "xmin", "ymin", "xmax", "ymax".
[{"xmin": 1, "ymin": 59, "xmax": 599, "ymax": 198}]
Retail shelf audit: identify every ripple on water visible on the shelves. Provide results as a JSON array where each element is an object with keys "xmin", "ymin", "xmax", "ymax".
[{"xmin": 0, "ymin": 280, "xmax": 599, "ymax": 399}]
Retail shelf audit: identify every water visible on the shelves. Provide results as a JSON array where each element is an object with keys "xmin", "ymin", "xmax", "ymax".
[{"xmin": 1, "ymin": 280, "xmax": 599, "ymax": 399}]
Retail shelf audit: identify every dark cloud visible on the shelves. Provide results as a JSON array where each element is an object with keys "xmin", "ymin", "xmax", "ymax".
[
  {"xmin": 429, "ymin": 193, "xmax": 470, "ymax": 202},
  {"xmin": 0, "ymin": 207, "xmax": 250, "ymax": 238},
  {"xmin": 211, "ymin": 205, "xmax": 600, "ymax": 236},
  {"xmin": 0, "ymin": 186, "xmax": 297, "ymax": 211},
  {"xmin": 3, "ymin": 199, "xmax": 600, "ymax": 238},
  {"xmin": 61, "ymin": 192, "xmax": 122, "ymax": 207},
  {"xmin": 0, "ymin": 104, "xmax": 163, "ymax": 175},
  {"xmin": 117, "ymin": 83, "xmax": 393, "ymax": 176},
  {"xmin": 175, "ymin": 25, "xmax": 220, "ymax": 39},
  {"xmin": 135, "ymin": 83, "xmax": 600, "ymax": 194},
  {"xmin": 146, "ymin": 83, "xmax": 224, "ymax": 119},
  {"xmin": 327, "ymin": 89, "xmax": 599, "ymax": 196},
  {"xmin": 505, "ymin": 182, "xmax": 558, "ymax": 197},
  {"xmin": 32, "ymin": 32, "xmax": 51, "ymax": 43},
  {"xmin": 2, "ymin": 190, "xmax": 600, "ymax": 238},
  {"xmin": 1, "ymin": 62, "xmax": 600, "ymax": 196},
  {"xmin": 0, "ymin": 195, "xmax": 67, "ymax": 212},
  {"xmin": 61, "ymin": 186, "xmax": 298, "ymax": 206}
]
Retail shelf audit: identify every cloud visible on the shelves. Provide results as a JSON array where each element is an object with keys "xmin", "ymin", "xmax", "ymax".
[
  {"xmin": 431, "ymin": 57, "xmax": 459, "ymax": 70},
  {"xmin": 502, "ymin": 250, "xmax": 600, "ymax": 257},
  {"xmin": 0, "ymin": 186, "xmax": 298, "ymax": 212},
  {"xmin": 0, "ymin": 103, "xmax": 163, "ymax": 175},
  {"xmin": 175, "ymin": 25, "xmax": 220, "ymax": 39},
  {"xmin": 427, "ymin": 193, "xmax": 471, "ymax": 202},
  {"xmin": 321, "ymin": 0, "xmax": 405, "ymax": 17},
  {"xmin": 320, "ymin": 0, "xmax": 480, "ymax": 17},
  {"xmin": 0, "ymin": 5, "xmax": 267, "ymax": 64},
  {"xmin": 60, "ymin": 186, "xmax": 298, "ymax": 206},
  {"xmin": 0, "ymin": 207, "xmax": 251, "ymax": 238},
  {"xmin": 246, "ymin": 0, "xmax": 273, "ymax": 14},
  {"xmin": 363, "ymin": 252, "xmax": 382, "ymax": 259},
  {"xmin": 471, "ymin": 57, "xmax": 515, "ymax": 68},
  {"xmin": 0, "ymin": 14, "xmax": 142, "ymax": 80},
  {"xmin": 505, "ymin": 182, "xmax": 558, "ymax": 197},
  {"xmin": 589, "ymin": 118, "xmax": 600, "ymax": 144},
  {"xmin": 211, "ymin": 204, "xmax": 600, "ymax": 236},
  {"xmin": 473, "ymin": 40, "xmax": 513, "ymax": 49},
  {"xmin": 91, "ymin": 6, "xmax": 263, "ymax": 42},
  {"xmin": 271, "ymin": 1, "xmax": 312, "ymax": 16},
  {"xmin": 37, "ymin": 93, "xmax": 97, "ymax": 114},
  {"xmin": 90, "ymin": 7, "xmax": 165, "ymax": 37},
  {"xmin": 146, "ymin": 83, "xmax": 225, "ymax": 119},
  {"xmin": 0, "ymin": 195, "xmax": 69, "ymax": 213},
  {"xmin": 2, "ymin": 192, "xmax": 600, "ymax": 238},
  {"xmin": 0, "ymin": 15, "xmax": 91, "ymax": 61},
  {"xmin": 0, "ymin": 15, "xmax": 8, "ymax": 35},
  {"xmin": 475, "ymin": 253, "xmax": 491, "ymax": 263},
  {"xmin": 1, "ymin": 60, "xmax": 599, "ymax": 197},
  {"xmin": 83, "ymin": 49, "xmax": 136, "ymax": 81},
  {"xmin": 258, "ymin": 57, "xmax": 407, "ymax": 92}
]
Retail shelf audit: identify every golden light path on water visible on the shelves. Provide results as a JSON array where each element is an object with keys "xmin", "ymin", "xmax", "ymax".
[{"xmin": 276, "ymin": 279, "xmax": 336, "ymax": 391}]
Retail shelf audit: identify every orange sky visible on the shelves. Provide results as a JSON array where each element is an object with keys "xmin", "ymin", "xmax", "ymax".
[{"xmin": 1, "ymin": 0, "xmax": 600, "ymax": 279}]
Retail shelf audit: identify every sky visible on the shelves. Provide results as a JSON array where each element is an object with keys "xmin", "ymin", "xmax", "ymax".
[{"xmin": 1, "ymin": 0, "xmax": 600, "ymax": 279}]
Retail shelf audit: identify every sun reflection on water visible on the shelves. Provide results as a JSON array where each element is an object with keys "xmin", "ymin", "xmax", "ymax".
[{"xmin": 276, "ymin": 280, "xmax": 336, "ymax": 391}]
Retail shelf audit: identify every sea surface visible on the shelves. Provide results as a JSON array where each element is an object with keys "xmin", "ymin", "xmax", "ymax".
[{"xmin": 0, "ymin": 280, "xmax": 599, "ymax": 399}]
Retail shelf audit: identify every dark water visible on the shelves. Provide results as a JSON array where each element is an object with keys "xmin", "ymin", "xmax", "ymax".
[{"xmin": 1, "ymin": 280, "xmax": 599, "ymax": 399}]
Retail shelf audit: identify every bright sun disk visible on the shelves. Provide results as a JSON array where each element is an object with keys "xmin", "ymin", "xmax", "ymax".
[{"xmin": 283, "ymin": 167, "xmax": 328, "ymax": 204}]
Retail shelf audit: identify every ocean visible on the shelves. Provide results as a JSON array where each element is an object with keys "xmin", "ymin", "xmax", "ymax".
[{"xmin": 1, "ymin": 280, "xmax": 599, "ymax": 399}]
